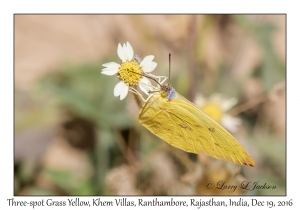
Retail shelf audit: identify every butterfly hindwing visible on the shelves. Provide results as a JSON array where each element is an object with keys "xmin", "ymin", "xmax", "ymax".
[{"xmin": 139, "ymin": 92, "xmax": 255, "ymax": 167}]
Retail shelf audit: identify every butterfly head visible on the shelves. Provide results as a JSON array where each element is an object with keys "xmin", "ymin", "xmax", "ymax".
[{"xmin": 160, "ymin": 83, "xmax": 177, "ymax": 100}]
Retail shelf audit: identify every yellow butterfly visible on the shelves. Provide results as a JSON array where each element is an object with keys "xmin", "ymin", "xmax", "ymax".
[{"xmin": 139, "ymin": 83, "xmax": 255, "ymax": 167}]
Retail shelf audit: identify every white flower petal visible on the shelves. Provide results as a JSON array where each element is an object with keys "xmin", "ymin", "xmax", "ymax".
[
  {"xmin": 101, "ymin": 67, "xmax": 119, "ymax": 75},
  {"xmin": 114, "ymin": 81, "xmax": 127, "ymax": 97},
  {"xmin": 222, "ymin": 114, "xmax": 241, "ymax": 133},
  {"xmin": 139, "ymin": 84, "xmax": 149, "ymax": 95},
  {"xmin": 221, "ymin": 98, "xmax": 238, "ymax": 112},
  {"xmin": 117, "ymin": 43, "xmax": 126, "ymax": 62},
  {"xmin": 120, "ymin": 85, "xmax": 129, "ymax": 100},
  {"xmin": 140, "ymin": 55, "xmax": 154, "ymax": 67},
  {"xmin": 141, "ymin": 61, "xmax": 157, "ymax": 72},
  {"xmin": 124, "ymin": 42, "xmax": 134, "ymax": 61},
  {"xmin": 102, "ymin": 62, "xmax": 120, "ymax": 68},
  {"xmin": 194, "ymin": 94, "xmax": 206, "ymax": 107},
  {"xmin": 139, "ymin": 77, "xmax": 153, "ymax": 95},
  {"xmin": 210, "ymin": 93, "xmax": 222, "ymax": 104},
  {"xmin": 101, "ymin": 62, "xmax": 120, "ymax": 75}
]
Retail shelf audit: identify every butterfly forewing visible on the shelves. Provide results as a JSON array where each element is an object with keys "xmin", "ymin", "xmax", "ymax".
[
  {"xmin": 176, "ymin": 93, "xmax": 255, "ymax": 167},
  {"xmin": 139, "ymin": 92, "xmax": 255, "ymax": 167}
]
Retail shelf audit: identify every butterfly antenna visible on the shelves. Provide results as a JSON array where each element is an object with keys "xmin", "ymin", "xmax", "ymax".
[{"xmin": 169, "ymin": 53, "xmax": 171, "ymax": 83}]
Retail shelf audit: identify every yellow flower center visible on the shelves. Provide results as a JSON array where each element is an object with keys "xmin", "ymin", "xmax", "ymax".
[
  {"xmin": 201, "ymin": 103, "xmax": 223, "ymax": 123},
  {"xmin": 118, "ymin": 60, "xmax": 142, "ymax": 85}
]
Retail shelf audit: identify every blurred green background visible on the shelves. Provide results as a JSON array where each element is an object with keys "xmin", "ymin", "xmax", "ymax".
[{"xmin": 14, "ymin": 14, "xmax": 286, "ymax": 195}]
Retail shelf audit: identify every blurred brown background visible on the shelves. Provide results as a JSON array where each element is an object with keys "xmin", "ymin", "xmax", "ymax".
[{"xmin": 14, "ymin": 14, "xmax": 285, "ymax": 195}]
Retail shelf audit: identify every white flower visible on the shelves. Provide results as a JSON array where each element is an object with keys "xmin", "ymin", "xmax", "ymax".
[
  {"xmin": 101, "ymin": 42, "xmax": 157, "ymax": 100},
  {"xmin": 194, "ymin": 93, "xmax": 241, "ymax": 133}
]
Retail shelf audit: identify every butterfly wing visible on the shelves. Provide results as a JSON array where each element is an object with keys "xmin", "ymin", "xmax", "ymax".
[{"xmin": 139, "ymin": 92, "xmax": 255, "ymax": 167}]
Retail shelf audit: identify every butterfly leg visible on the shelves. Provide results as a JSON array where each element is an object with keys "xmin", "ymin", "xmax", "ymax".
[
  {"xmin": 129, "ymin": 87, "xmax": 147, "ymax": 102},
  {"xmin": 158, "ymin": 76, "xmax": 168, "ymax": 84},
  {"xmin": 139, "ymin": 80, "xmax": 156, "ymax": 93},
  {"xmin": 146, "ymin": 74, "xmax": 168, "ymax": 84}
]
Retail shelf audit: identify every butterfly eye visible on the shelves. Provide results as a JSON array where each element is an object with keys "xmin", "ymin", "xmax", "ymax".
[{"xmin": 160, "ymin": 91, "xmax": 168, "ymax": 98}]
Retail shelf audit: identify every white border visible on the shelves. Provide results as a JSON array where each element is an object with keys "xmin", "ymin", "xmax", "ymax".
[{"xmin": 1, "ymin": 0, "xmax": 298, "ymax": 209}]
